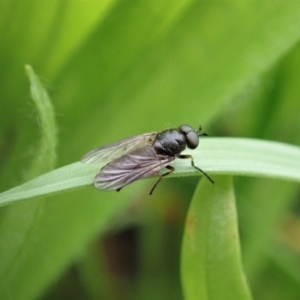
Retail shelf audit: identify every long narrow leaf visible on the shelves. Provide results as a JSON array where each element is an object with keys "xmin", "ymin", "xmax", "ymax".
[
  {"xmin": 0, "ymin": 138, "xmax": 300, "ymax": 206},
  {"xmin": 181, "ymin": 176, "xmax": 251, "ymax": 300},
  {"xmin": 0, "ymin": 65, "xmax": 58, "ymax": 300},
  {"xmin": 25, "ymin": 64, "xmax": 57, "ymax": 175}
]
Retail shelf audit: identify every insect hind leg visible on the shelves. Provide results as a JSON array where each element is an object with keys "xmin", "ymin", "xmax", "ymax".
[
  {"xmin": 178, "ymin": 154, "xmax": 214, "ymax": 184},
  {"xmin": 149, "ymin": 165, "xmax": 174, "ymax": 195}
]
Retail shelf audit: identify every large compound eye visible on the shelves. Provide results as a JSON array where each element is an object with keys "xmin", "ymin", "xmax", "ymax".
[
  {"xmin": 179, "ymin": 125, "xmax": 199, "ymax": 149},
  {"xmin": 186, "ymin": 131, "xmax": 199, "ymax": 149},
  {"xmin": 179, "ymin": 124, "xmax": 193, "ymax": 134}
]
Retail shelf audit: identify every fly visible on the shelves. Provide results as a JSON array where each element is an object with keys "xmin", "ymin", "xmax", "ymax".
[{"xmin": 81, "ymin": 124, "xmax": 214, "ymax": 195}]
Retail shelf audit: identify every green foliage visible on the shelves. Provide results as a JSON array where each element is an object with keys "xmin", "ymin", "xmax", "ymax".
[
  {"xmin": 1, "ymin": 1, "xmax": 300, "ymax": 299},
  {"xmin": 181, "ymin": 177, "xmax": 251, "ymax": 300},
  {"xmin": 1, "ymin": 137, "xmax": 300, "ymax": 207}
]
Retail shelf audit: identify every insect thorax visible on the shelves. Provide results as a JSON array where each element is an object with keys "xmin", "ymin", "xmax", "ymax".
[{"xmin": 153, "ymin": 129, "xmax": 186, "ymax": 156}]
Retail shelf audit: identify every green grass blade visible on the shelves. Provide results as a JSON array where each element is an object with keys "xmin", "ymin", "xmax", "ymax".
[
  {"xmin": 0, "ymin": 138, "xmax": 300, "ymax": 207},
  {"xmin": 181, "ymin": 176, "xmax": 251, "ymax": 300},
  {"xmin": 25, "ymin": 64, "xmax": 57, "ymax": 175},
  {"xmin": 0, "ymin": 65, "xmax": 58, "ymax": 300}
]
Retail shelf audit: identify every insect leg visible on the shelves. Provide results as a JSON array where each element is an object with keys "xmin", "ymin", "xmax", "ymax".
[
  {"xmin": 149, "ymin": 165, "xmax": 174, "ymax": 195},
  {"xmin": 178, "ymin": 154, "xmax": 214, "ymax": 184}
]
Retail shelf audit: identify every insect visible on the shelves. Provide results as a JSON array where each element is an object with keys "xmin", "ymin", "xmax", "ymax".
[{"xmin": 81, "ymin": 124, "xmax": 214, "ymax": 195}]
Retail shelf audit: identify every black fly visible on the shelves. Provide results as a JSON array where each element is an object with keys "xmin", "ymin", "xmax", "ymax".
[{"xmin": 81, "ymin": 124, "xmax": 214, "ymax": 195}]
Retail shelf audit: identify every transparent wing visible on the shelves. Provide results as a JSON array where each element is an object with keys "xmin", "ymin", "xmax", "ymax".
[
  {"xmin": 94, "ymin": 146, "xmax": 174, "ymax": 191},
  {"xmin": 81, "ymin": 132, "xmax": 157, "ymax": 164}
]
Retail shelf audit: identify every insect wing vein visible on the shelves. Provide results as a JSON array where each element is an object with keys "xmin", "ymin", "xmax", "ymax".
[
  {"xmin": 81, "ymin": 132, "xmax": 157, "ymax": 164},
  {"xmin": 95, "ymin": 146, "xmax": 173, "ymax": 191}
]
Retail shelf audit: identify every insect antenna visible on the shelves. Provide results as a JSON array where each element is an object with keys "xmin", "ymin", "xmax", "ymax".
[{"xmin": 197, "ymin": 125, "xmax": 208, "ymax": 137}]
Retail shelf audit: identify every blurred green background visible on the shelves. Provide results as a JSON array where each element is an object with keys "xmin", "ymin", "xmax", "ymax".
[{"xmin": 1, "ymin": 1, "xmax": 300, "ymax": 299}]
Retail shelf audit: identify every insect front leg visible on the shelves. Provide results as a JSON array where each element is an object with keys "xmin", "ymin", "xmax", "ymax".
[
  {"xmin": 178, "ymin": 154, "xmax": 214, "ymax": 184},
  {"xmin": 149, "ymin": 165, "xmax": 174, "ymax": 195}
]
